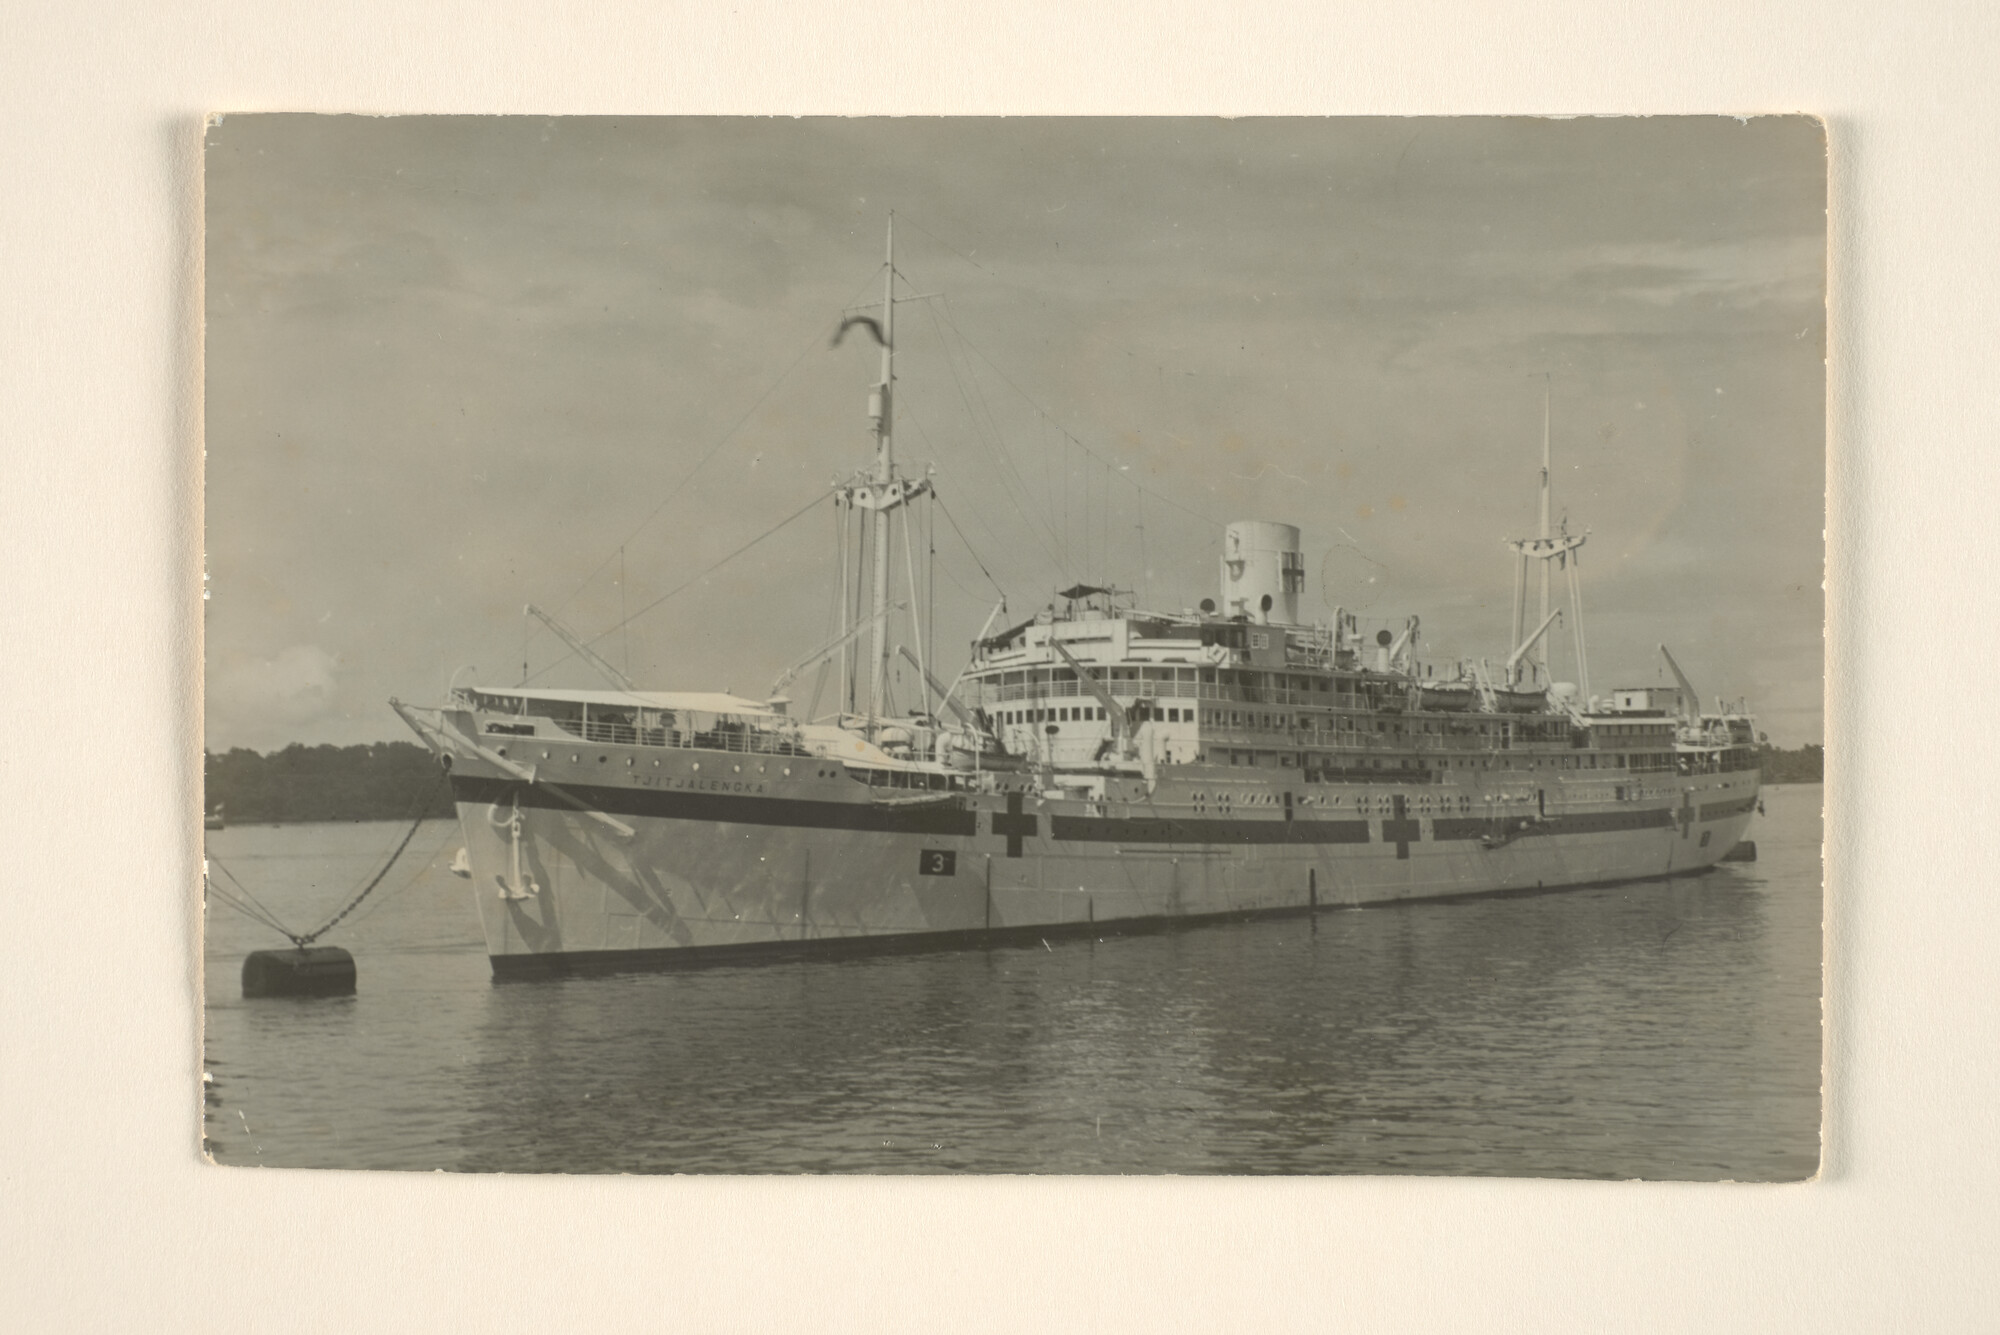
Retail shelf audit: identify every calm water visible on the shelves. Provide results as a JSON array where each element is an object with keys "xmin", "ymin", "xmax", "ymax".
[{"xmin": 201, "ymin": 784, "xmax": 1822, "ymax": 1177}]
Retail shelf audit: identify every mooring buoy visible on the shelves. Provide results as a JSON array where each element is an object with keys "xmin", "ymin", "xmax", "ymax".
[{"xmin": 242, "ymin": 947, "xmax": 357, "ymax": 998}]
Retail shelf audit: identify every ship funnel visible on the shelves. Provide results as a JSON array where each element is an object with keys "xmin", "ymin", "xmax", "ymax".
[{"xmin": 1220, "ymin": 521, "xmax": 1303, "ymax": 625}]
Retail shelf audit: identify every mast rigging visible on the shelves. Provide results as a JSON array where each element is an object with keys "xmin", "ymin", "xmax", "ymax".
[
  {"xmin": 832, "ymin": 213, "xmax": 933, "ymax": 737},
  {"xmin": 1504, "ymin": 381, "xmax": 1590, "ymax": 695}
]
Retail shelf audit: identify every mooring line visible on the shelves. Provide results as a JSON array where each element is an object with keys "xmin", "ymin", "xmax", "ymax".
[{"xmin": 204, "ymin": 771, "xmax": 447, "ymax": 949}]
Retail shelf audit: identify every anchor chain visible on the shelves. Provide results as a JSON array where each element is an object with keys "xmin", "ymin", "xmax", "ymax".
[
  {"xmin": 290, "ymin": 771, "xmax": 448, "ymax": 948},
  {"xmin": 207, "ymin": 770, "xmax": 448, "ymax": 949}
]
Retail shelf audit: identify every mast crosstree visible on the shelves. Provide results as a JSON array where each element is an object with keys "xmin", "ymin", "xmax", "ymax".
[
  {"xmin": 1504, "ymin": 381, "xmax": 1590, "ymax": 699},
  {"xmin": 833, "ymin": 214, "xmax": 932, "ymax": 735}
]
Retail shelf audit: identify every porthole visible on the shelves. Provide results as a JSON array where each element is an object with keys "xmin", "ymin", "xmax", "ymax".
[
  {"xmin": 540, "ymin": 750, "xmax": 549, "ymax": 760},
  {"xmin": 625, "ymin": 757, "xmax": 634, "ymax": 767},
  {"xmin": 653, "ymin": 759, "xmax": 661, "ymax": 768},
  {"xmin": 599, "ymin": 755, "xmax": 608, "ymax": 764},
  {"xmin": 733, "ymin": 764, "xmax": 741, "ymax": 773},
  {"xmin": 497, "ymin": 748, "xmax": 507, "ymax": 759},
  {"xmin": 783, "ymin": 767, "xmax": 792, "ymax": 777},
  {"xmin": 692, "ymin": 762, "xmax": 700, "ymax": 771},
  {"xmin": 571, "ymin": 753, "xmax": 580, "ymax": 763}
]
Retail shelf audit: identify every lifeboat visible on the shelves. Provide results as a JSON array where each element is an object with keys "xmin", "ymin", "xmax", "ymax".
[{"xmin": 1417, "ymin": 683, "xmax": 1474, "ymax": 712}]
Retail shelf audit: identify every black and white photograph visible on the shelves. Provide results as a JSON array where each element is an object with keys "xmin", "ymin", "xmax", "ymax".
[{"xmin": 200, "ymin": 115, "xmax": 1824, "ymax": 1177}]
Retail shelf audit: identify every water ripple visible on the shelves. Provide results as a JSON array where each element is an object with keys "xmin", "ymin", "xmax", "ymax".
[{"xmin": 203, "ymin": 787, "xmax": 1821, "ymax": 1177}]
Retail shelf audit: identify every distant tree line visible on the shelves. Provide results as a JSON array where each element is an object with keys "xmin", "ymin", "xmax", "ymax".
[
  {"xmin": 205, "ymin": 736, "xmax": 1824, "ymax": 824},
  {"xmin": 1758, "ymin": 743, "xmax": 1824, "ymax": 783},
  {"xmin": 204, "ymin": 742, "xmax": 455, "ymax": 824}
]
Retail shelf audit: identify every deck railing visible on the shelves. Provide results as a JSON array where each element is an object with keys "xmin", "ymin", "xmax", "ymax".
[
  {"xmin": 959, "ymin": 679, "xmax": 1507, "ymax": 715},
  {"xmin": 549, "ymin": 717, "xmax": 808, "ymax": 756},
  {"xmin": 964, "ymin": 678, "xmax": 1392, "ymax": 708}
]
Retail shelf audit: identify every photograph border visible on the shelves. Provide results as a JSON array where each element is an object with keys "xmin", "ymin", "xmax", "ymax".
[{"xmin": 11, "ymin": 0, "xmax": 1988, "ymax": 1328}]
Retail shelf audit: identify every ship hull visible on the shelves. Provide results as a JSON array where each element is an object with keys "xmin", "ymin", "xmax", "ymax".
[{"xmin": 443, "ymin": 745, "xmax": 1760, "ymax": 978}]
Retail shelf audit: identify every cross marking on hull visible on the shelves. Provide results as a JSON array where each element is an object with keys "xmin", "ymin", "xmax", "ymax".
[
  {"xmin": 993, "ymin": 791, "xmax": 1038, "ymax": 858},
  {"xmin": 1383, "ymin": 794, "xmax": 1420, "ymax": 860}
]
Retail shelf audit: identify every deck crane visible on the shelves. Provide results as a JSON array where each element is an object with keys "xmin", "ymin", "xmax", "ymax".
[{"xmin": 524, "ymin": 604, "xmax": 635, "ymax": 692}]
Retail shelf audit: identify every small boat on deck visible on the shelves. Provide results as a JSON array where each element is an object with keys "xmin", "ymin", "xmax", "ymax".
[{"xmin": 1416, "ymin": 682, "xmax": 1475, "ymax": 712}]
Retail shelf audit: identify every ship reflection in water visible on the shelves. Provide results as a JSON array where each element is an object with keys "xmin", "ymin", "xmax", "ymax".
[{"xmin": 201, "ymin": 785, "xmax": 1819, "ymax": 1178}]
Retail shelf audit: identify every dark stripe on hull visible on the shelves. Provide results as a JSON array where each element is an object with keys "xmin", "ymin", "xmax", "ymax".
[
  {"xmin": 1433, "ymin": 808, "xmax": 1675, "ymax": 841},
  {"xmin": 451, "ymin": 774, "xmax": 978, "ymax": 836},
  {"xmin": 455, "ymin": 774, "xmax": 1713, "ymax": 848},
  {"xmin": 1048, "ymin": 815, "xmax": 1370, "ymax": 845},
  {"xmin": 1305, "ymin": 767, "xmax": 1435, "ymax": 785}
]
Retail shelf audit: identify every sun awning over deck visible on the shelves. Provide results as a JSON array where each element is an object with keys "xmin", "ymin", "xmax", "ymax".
[{"xmin": 459, "ymin": 685, "xmax": 782, "ymax": 716}]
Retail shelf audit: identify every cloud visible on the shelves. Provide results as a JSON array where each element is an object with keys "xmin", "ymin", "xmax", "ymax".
[
  {"xmin": 211, "ymin": 645, "xmax": 340, "ymax": 741},
  {"xmin": 1541, "ymin": 236, "xmax": 1825, "ymax": 311},
  {"xmin": 202, "ymin": 117, "xmax": 1826, "ymax": 746}
]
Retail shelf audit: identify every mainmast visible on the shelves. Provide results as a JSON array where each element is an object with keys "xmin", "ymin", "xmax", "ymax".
[
  {"xmin": 1504, "ymin": 380, "xmax": 1588, "ymax": 695},
  {"xmin": 1537, "ymin": 382, "xmax": 1551, "ymax": 678}
]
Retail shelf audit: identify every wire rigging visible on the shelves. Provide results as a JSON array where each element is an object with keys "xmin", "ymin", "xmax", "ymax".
[
  {"xmin": 896, "ymin": 210, "xmax": 1228, "ymax": 543},
  {"xmin": 935, "ymin": 296, "xmax": 1225, "ymax": 536},
  {"xmin": 919, "ymin": 420, "xmax": 1039, "ymax": 606},
  {"xmin": 516, "ymin": 217, "xmax": 1226, "ymax": 695},
  {"xmin": 529, "ymin": 486, "xmax": 835, "ymax": 681},
  {"xmin": 932, "ymin": 492, "xmax": 1007, "ymax": 602},
  {"xmin": 529, "ymin": 268, "xmax": 885, "ymax": 660},
  {"xmin": 205, "ymin": 861, "xmax": 298, "ymax": 940},
  {"xmin": 914, "ymin": 299, "xmax": 1071, "ymax": 580}
]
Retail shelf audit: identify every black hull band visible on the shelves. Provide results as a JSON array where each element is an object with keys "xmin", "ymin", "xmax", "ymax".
[{"xmin": 451, "ymin": 774, "xmax": 977, "ymax": 836}]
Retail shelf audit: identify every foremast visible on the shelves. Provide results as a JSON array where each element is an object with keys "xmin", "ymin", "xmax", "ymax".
[{"xmin": 834, "ymin": 214, "xmax": 932, "ymax": 739}]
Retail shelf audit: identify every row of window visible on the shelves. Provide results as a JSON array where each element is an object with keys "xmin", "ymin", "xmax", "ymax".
[
  {"xmin": 1210, "ymin": 749, "xmax": 1663, "ymax": 773},
  {"xmin": 1183, "ymin": 792, "xmax": 1560, "ymax": 815},
  {"xmin": 1216, "ymin": 749, "xmax": 1428, "ymax": 771},
  {"xmin": 1001, "ymin": 705, "xmax": 1111, "ymax": 725},
  {"xmin": 498, "ymin": 745, "xmax": 982, "ymax": 792},
  {"xmin": 500, "ymin": 747, "xmax": 817, "ymax": 779},
  {"xmin": 996, "ymin": 703, "xmax": 1532, "ymax": 741},
  {"xmin": 493, "ymin": 743, "xmax": 1685, "ymax": 807},
  {"xmin": 970, "ymin": 666, "xmax": 1423, "ymax": 709},
  {"xmin": 1213, "ymin": 712, "xmax": 1505, "ymax": 738},
  {"xmin": 1594, "ymin": 723, "xmax": 1675, "ymax": 739},
  {"xmin": 998, "ymin": 705, "xmax": 1198, "ymax": 726},
  {"xmin": 854, "ymin": 769, "xmax": 968, "ymax": 791}
]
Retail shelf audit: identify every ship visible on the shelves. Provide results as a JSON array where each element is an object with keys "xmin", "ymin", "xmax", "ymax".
[{"xmin": 393, "ymin": 218, "xmax": 1762, "ymax": 979}]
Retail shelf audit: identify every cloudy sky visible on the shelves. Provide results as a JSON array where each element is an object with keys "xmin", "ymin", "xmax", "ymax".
[{"xmin": 204, "ymin": 116, "xmax": 1825, "ymax": 751}]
